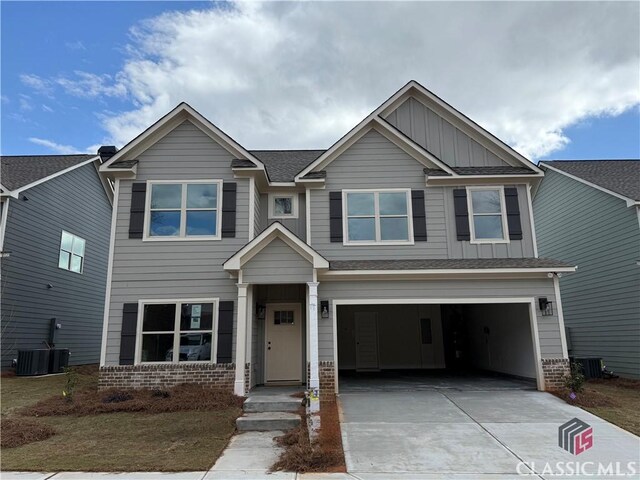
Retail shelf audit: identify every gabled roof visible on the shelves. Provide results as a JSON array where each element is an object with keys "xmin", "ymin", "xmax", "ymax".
[
  {"xmin": 249, "ymin": 150, "xmax": 325, "ymax": 183},
  {"xmin": 1, "ymin": 154, "xmax": 95, "ymax": 191},
  {"xmin": 540, "ymin": 160, "xmax": 640, "ymax": 204},
  {"xmin": 223, "ymin": 222, "xmax": 329, "ymax": 271}
]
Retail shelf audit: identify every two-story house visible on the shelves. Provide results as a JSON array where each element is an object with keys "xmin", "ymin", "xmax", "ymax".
[
  {"xmin": 97, "ymin": 81, "xmax": 575, "ymax": 406},
  {"xmin": 1, "ymin": 153, "xmax": 113, "ymax": 369}
]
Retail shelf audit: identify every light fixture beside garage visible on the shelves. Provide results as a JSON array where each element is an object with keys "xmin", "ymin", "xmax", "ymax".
[{"xmin": 538, "ymin": 297, "xmax": 553, "ymax": 316}]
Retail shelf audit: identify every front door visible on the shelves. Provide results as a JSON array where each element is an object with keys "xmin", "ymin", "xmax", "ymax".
[
  {"xmin": 355, "ymin": 312, "xmax": 380, "ymax": 371},
  {"xmin": 265, "ymin": 303, "xmax": 302, "ymax": 383}
]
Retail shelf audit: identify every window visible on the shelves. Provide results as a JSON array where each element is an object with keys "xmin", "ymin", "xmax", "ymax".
[
  {"xmin": 138, "ymin": 300, "xmax": 217, "ymax": 363},
  {"xmin": 268, "ymin": 193, "xmax": 298, "ymax": 219},
  {"xmin": 58, "ymin": 231, "xmax": 85, "ymax": 273},
  {"xmin": 274, "ymin": 310, "xmax": 295, "ymax": 325},
  {"xmin": 146, "ymin": 180, "xmax": 222, "ymax": 240},
  {"xmin": 343, "ymin": 189, "xmax": 413, "ymax": 244},
  {"xmin": 467, "ymin": 187, "xmax": 509, "ymax": 243}
]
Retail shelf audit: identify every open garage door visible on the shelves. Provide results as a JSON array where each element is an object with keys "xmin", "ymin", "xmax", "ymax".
[{"xmin": 336, "ymin": 301, "xmax": 541, "ymax": 392}]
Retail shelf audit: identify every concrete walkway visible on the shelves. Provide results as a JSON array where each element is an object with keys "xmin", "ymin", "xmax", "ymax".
[
  {"xmin": 339, "ymin": 388, "xmax": 640, "ymax": 479},
  {"xmin": 2, "ymin": 473, "xmax": 358, "ymax": 479}
]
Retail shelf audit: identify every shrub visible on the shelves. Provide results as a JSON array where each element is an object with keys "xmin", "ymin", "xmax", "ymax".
[
  {"xmin": 102, "ymin": 391, "xmax": 134, "ymax": 403},
  {"xmin": 563, "ymin": 362, "xmax": 585, "ymax": 394},
  {"xmin": 62, "ymin": 366, "xmax": 78, "ymax": 402}
]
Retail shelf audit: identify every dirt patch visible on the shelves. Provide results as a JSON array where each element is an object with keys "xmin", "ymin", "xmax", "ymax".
[
  {"xmin": 1, "ymin": 417, "xmax": 57, "ymax": 448},
  {"xmin": 552, "ymin": 387, "xmax": 618, "ymax": 408},
  {"xmin": 590, "ymin": 377, "xmax": 640, "ymax": 390},
  {"xmin": 20, "ymin": 384, "xmax": 244, "ymax": 417},
  {"xmin": 272, "ymin": 400, "xmax": 346, "ymax": 473}
]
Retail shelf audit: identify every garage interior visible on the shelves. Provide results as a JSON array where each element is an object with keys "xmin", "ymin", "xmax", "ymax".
[{"xmin": 336, "ymin": 303, "xmax": 538, "ymax": 390}]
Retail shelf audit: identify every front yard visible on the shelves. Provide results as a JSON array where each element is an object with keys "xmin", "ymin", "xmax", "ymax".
[{"xmin": 1, "ymin": 367, "xmax": 242, "ymax": 471}]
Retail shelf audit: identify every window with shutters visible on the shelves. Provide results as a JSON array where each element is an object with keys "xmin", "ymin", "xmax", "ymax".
[
  {"xmin": 342, "ymin": 189, "xmax": 414, "ymax": 245},
  {"xmin": 58, "ymin": 231, "xmax": 86, "ymax": 274},
  {"xmin": 466, "ymin": 186, "xmax": 509, "ymax": 244},
  {"xmin": 144, "ymin": 180, "xmax": 222, "ymax": 240},
  {"xmin": 137, "ymin": 299, "xmax": 218, "ymax": 363}
]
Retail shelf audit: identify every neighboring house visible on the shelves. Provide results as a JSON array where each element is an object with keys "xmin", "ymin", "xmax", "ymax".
[
  {"xmin": 0, "ymin": 154, "xmax": 113, "ymax": 368},
  {"xmin": 97, "ymin": 80, "xmax": 575, "ymax": 404},
  {"xmin": 534, "ymin": 160, "xmax": 640, "ymax": 379}
]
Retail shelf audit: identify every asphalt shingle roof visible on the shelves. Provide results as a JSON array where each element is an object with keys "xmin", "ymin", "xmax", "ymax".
[
  {"xmin": 1, "ymin": 154, "xmax": 94, "ymax": 191},
  {"xmin": 424, "ymin": 166, "xmax": 536, "ymax": 176},
  {"xmin": 543, "ymin": 160, "xmax": 640, "ymax": 201},
  {"xmin": 330, "ymin": 258, "xmax": 573, "ymax": 271},
  {"xmin": 249, "ymin": 150, "xmax": 325, "ymax": 182}
]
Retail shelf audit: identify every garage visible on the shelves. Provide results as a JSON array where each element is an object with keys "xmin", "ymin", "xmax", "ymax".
[{"xmin": 336, "ymin": 300, "xmax": 541, "ymax": 390}]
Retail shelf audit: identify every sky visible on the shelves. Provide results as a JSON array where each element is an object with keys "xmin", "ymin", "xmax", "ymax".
[{"xmin": 1, "ymin": 1, "xmax": 639, "ymax": 163}]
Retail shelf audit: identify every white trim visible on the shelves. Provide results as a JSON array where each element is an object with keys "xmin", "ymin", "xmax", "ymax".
[
  {"xmin": 268, "ymin": 192, "xmax": 299, "ymax": 219},
  {"xmin": 223, "ymin": 222, "xmax": 329, "ymax": 271},
  {"xmin": 540, "ymin": 162, "xmax": 639, "ymax": 207},
  {"xmin": 2, "ymin": 156, "xmax": 99, "ymax": 197},
  {"xmin": 249, "ymin": 177, "xmax": 256, "ymax": 240},
  {"xmin": 342, "ymin": 188, "xmax": 414, "ymax": 246},
  {"xmin": 143, "ymin": 179, "xmax": 223, "ymax": 241},
  {"xmin": 321, "ymin": 267, "xmax": 576, "ymax": 277},
  {"xmin": 135, "ymin": 297, "xmax": 219, "ymax": 365},
  {"xmin": 526, "ymin": 184, "xmax": 539, "ymax": 257},
  {"xmin": 0, "ymin": 198, "xmax": 9, "ymax": 252},
  {"xmin": 305, "ymin": 187, "xmax": 311, "ymax": 245},
  {"xmin": 466, "ymin": 186, "xmax": 510, "ymax": 244},
  {"xmin": 331, "ymin": 296, "xmax": 545, "ymax": 392},
  {"xmin": 553, "ymin": 275, "xmax": 569, "ymax": 359},
  {"xmin": 425, "ymin": 174, "xmax": 543, "ymax": 186},
  {"xmin": 100, "ymin": 179, "xmax": 120, "ymax": 366}
]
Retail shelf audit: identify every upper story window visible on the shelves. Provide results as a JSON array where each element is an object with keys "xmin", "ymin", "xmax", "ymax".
[
  {"xmin": 138, "ymin": 300, "xmax": 217, "ymax": 363},
  {"xmin": 343, "ymin": 189, "xmax": 413, "ymax": 245},
  {"xmin": 268, "ymin": 193, "xmax": 298, "ymax": 219},
  {"xmin": 58, "ymin": 231, "xmax": 85, "ymax": 274},
  {"xmin": 467, "ymin": 186, "xmax": 509, "ymax": 243},
  {"xmin": 145, "ymin": 180, "xmax": 222, "ymax": 240}
]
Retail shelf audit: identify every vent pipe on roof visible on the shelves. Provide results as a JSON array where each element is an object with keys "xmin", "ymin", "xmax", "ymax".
[{"xmin": 98, "ymin": 146, "xmax": 117, "ymax": 162}]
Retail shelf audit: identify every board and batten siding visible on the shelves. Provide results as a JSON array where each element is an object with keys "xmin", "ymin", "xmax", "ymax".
[
  {"xmin": 104, "ymin": 120, "xmax": 249, "ymax": 366},
  {"xmin": 309, "ymin": 129, "xmax": 535, "ymax": 259},
  {"xmin": 534, "ymin": 169, "xmax": 640, "ymax": 378},
  {"xmin": 242, "ymin": 238, "xmax": 313, "ymax": 284},
  {"xmin": 1, "ymin": 163, "xmax": 111, "ymax": 368},
  {"xmin": 385, "ymin": 97, "xmax": 511, "ymax": 168},
  {"xmin": 317, "ymin": 278, "xmax": 563, "ymax": 363}
]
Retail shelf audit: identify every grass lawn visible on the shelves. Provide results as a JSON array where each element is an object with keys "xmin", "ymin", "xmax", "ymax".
[
  {"xmin": 580, "ymin": 379, "xmax": 640, "ymax": 437},
  {"xmin": 1, "ymin": 368, "xmax": 241, "ymax": 471}
]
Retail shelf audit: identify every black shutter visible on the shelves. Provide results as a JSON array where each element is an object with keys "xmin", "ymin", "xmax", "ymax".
[
  {"xmin": 119, "ymin": 303, "xmax": 138, "ymax": 365},
  {"xmin": 504, "ymin": 187, "xmax": 523, "ymax": 240},
  {"xmin": 129, "ymin": 183, "xmax": 146, "ymax": 239},
  {"xmin": 329, "ymin": 191, "xmax": 343, "ymax": 243},
  {"xmin": 217, "ymin": 301, "xmax": 234, "ymax": 363},
  {"xmin": 221, "ymin": 182, "xmax": 237, "ymax": 238},
  {"xmin": 411, "ymin": 190, "xmax": 427, "ymax": 242},
  {"xmin": 453, "ymin": 189, "xmax": 471, "ymax": 241}
]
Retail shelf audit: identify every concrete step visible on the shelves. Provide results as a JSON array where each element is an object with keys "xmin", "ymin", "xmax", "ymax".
[
  {"xmin": 236, "ymin": 412, "xmax": 301, "ymax": 432},
  {"xmin": 244, "ymin": 395, "xmax": 303, "ymax": 413}
]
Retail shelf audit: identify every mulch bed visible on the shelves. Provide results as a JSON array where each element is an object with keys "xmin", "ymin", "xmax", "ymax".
[
  {"xmin": 19, "ymin": 384, "xmax": 244, "ymax": 417},
  {"xmin": 272, "ymin": 400, "xmax": 346, "ymax": 473},
  {"xmin": 551, "ymin": 386, "xmax": 618, "ymax": 408},
  {"xmin": 1, "ymin": 417, "xmax": 57, "ymax": 448}
]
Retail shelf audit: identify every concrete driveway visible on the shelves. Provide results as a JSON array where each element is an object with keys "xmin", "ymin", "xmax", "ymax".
[{"xmin": 338, "ymin": 377, "xmax": 640, "ymax": 479}]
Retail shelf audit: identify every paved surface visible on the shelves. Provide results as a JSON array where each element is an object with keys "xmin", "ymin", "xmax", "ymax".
[
  {"xmin": 338, "ymin": 376, "xmax": 640, "ymax": 479},
  {"xmin": 1, "ymin": 473, "xmax": 357, "ymax": 480}
]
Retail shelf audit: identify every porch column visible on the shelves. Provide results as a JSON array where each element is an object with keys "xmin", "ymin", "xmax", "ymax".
[
  {"xmin": 307, "ymin": 281, "xmax": 320, "ymax": 412},
  {"xmin": 234, "ymin": 283, "xmax": 249, "ymax": 396}
]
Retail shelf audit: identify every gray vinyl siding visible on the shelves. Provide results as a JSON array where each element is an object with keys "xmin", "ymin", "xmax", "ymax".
[
  {"xmin": 1, "ymin": 163, "xmax": 111, "ymax": 368},
  {"xmin": 242, "ymin": 238, "xmax": 313, "ymax": 284},
  {"xmin": 260, "ymin": 193, "xmax": 306, "ymax": 241},
  {"xmin": 385, "ymin": 97, "xmax": 511, "ymax": 168},
  {"xmin": 534, "ymin": 169, "xmax": 640, "ymax": 378},
  {"xmin": 104, "ymin": 120, "xmax": 249, "ymax": 366},
  {"xmin": 318, "ymin": 277, "xmax": 563, "ymax": 363},
  {"xmin": 309, "ymin": 129, "xmax": 535, "ymax": 259},
  {"xmin": 254, "ymin": 186, "xmax": 262, "ymax": 236}
]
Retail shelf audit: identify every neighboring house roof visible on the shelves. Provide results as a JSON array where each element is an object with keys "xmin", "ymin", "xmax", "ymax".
[
  {"xmin": 330, "ymin": 258, "xmax": 574, "ymax": 271},
  {"xmin": 540, "ymin": 160, "xmax": 640, "ymax": 203},
  {"xmin": 1, "ymin": 154, "xmax": 95, "ymax": 191},
  {"xmin": 249, "ymin": 150, "xmax": 325, "ymax": 183}
]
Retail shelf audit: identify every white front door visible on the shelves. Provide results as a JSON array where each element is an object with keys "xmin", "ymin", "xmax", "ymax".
[
  {"xmin": 265, "ymin": 303, "xmax": 302, "ymax": 383},
  {"xmin": 355, "ymin": 312, "xmax": 380, "ymax": 371}
]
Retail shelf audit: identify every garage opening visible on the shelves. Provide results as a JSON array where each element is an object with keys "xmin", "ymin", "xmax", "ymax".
[{"xmin": 336, "ymin": 302, "xmax": 540, "ymax": 391}]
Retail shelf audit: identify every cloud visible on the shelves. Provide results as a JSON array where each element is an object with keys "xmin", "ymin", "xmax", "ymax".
[
  {"xmin": 19, "ymin": 94, "xmax": 33, "ymax": 111},
  {"xmin": 65, "ymin": 40, "xmax": 86, "ymax": 51},
  {"xmin": 20, "ymin": 74, "xmax": 54, "ymax": 97},
  {"xmin": 28, "ymin": 137, "xmax": 80, "ymax": 154},
  {"xmin": 42, "ymin": 104, "xmax": 54, "ymax": 113},
  {"xmin": 0, "ymin": 95, "xmax": 9, "ymax": 104},
  {"xmin": 26, "ymin": 2, "xmax": 640, "ymax": 159}
]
